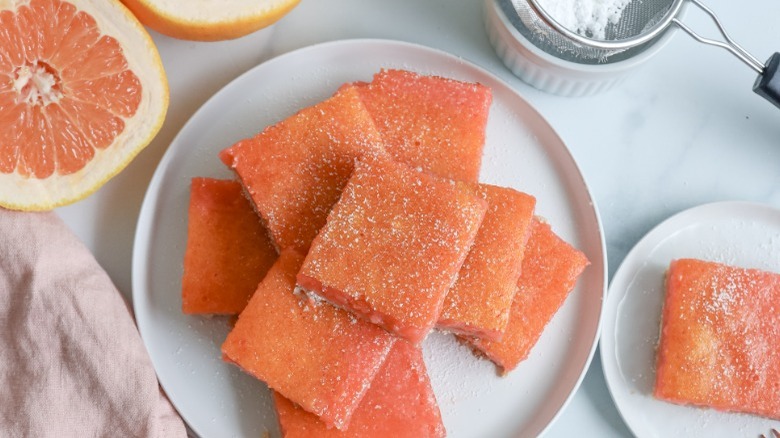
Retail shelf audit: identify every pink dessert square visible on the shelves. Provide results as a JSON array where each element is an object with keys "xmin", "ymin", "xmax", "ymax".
[
  {"xmin": 297, "ymin": 158, "xmax": 487, "ymax": 345},
  {"xmin": 221, "ymin": 249, "xmax": 396, "ymax": 430},
  {"xmin": 465, "ymin": 219, "xmax": 589, "ymax": 374},
  {"xmin": 219, "ymin": 85, "xmax": 387, "ymax": 251},
  {"xmin": 274, "ymin": 340, "xmax": 445, "ymax": 437},
  {"xmin": 655, "ymin": 258, "xmax": 780, "ymax": 420},
  {"xmin": 356, "ymin": 69, "xmax": 492, "ymax": 182},
  {"xmin": 181, "ymin": 177, "xmax": 277, "ymax": 315},
  {"xmin": 437, "ymin": 184, "xmax": 536, "ymax": 341}
]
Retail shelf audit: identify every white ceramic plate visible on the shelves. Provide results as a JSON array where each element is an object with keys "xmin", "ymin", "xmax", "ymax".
[
  {"xmin": 601, "ymin": 201, "xmax": 780, "ymax": 437},
  {"xmin": 133, "ymin": 39, "xmax": 606, "ymax": 438}
]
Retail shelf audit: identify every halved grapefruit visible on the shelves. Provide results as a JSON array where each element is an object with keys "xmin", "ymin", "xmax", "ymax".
[
  {"xmin": 120, "ymin": 0, "xmax": 301, "ymax": 41},
  {"xmin": 0, "ymin": 0, "xmax": 168, "ymax": 211}
]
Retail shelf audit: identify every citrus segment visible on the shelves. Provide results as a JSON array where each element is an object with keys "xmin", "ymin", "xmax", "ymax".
[
  {"xmin": 0, "ymin": 0, "xmax": 168, "ymax": 211},
  {"xmin": 46, "ymin": 103, "xmax": 95, "ymax": 174},
  {"xmin": 70, "ymin": 71, "xmax": 142, "ymax": 118},
  {"xmin": 18, "ymin": 106, "xmax": 55, "ymax": 178}
]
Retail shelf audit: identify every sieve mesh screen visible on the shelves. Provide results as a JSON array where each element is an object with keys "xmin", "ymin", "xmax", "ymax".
[{"xmin": 506, "ymin": 0, "xmax": 676, "ymax": 63}]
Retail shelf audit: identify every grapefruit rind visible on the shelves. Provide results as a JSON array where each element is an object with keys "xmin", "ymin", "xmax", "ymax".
[{"xmin": 0, "ymin": 0, "xmax": 169, "ymax": 212}]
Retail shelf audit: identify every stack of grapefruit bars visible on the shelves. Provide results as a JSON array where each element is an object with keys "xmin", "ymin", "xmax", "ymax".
[{"xmin": 181, "ymin": 69, "xmax": 590, "ymax": 436}]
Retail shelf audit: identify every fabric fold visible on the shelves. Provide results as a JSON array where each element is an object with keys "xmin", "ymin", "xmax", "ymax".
[{"xmin": 0, "ymin": 209, "xmax": 185, "ymax": 438}]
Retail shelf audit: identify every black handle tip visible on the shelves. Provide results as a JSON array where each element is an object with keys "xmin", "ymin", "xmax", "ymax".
[{"xmin": 753, "ymin": 52, "xmax": 780, "ymax": 109}]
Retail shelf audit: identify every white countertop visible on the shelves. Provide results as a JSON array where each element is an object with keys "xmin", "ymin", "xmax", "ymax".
[{"xmin": 57, "ymin": 0, "xmax": 780, "ymax": 436}]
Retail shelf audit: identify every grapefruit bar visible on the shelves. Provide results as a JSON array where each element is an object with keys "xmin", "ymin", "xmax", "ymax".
[
  {"xmin": 181, "ymin": 178, "xmax": 277, "ymax": 315},
  {"xmin": 221, "ymin": 249, "xmax": 396, "ymax": 430},
  {"xmin": 219, "ymin": 85, "xmax": 386, "ymax": 251},
  {"xmin": 273, "ymin": 340, "xmax": 445, "ymax": 438},
  {"xmin": 655, "ymin": 258, "xmax": 780, "ymax": 419},
  {"xmin": 437, "ymin": 184, "xmax": 536, "ymax": 341},
  {"xmin": 355, "ymin": 69, "xmax": 492, "ymax": 182},
  {"xmin": 297, "ymin": 158, "xmax": 487, "ymax": 345},
  {"xmin": 466, "ymin": 219, "xmax": 589, "ymax": 374}
]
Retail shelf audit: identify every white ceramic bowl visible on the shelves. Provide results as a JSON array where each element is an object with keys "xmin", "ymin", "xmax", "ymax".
[{"xmin": 483, "ymin": 0, "xmax": 684, "ymax": 97}]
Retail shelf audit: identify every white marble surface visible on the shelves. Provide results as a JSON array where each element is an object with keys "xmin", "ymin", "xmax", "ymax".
[{"xmin": 57, "ymin": 0, "xmax": 780, "ymax": 436}]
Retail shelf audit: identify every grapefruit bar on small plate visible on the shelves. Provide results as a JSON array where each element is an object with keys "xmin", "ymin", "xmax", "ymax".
[
  {"xmin": 655, "ymin": 258, "xmax": 780, "ymax": 419},
  {"xmin": 181, "ymin": 178, "xmax": 277, "ymax": 315},
  {"xmin": 219, "ymin": 85, "xmax": 387, "ymax": 251},
  {"xmin": 297, "ymin": 158, "xmax": 487, "ymax": 345},
  {"xmin": 273, "ymin": 340, "xmax": 445, "ymax": 438},
  {"xmin": 465, "ymin": 218, "xmax": 589, "ymax": 374},
  {"xmin": 221, "ymin": 249, "xmax": 396, "ymax": 430},
  {"xmin": 437, "ymin": 184, "xmax": 536, "ymax": 341}
]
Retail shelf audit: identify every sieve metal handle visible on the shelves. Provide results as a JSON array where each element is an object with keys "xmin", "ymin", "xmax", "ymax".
[
  {"xmin": 673, "ymin": 0, "xmax": 780, "ymax": 109},
  {"xmin": 524, "ymin": 0, "xmax": 780, "ymax": 108},
  {"xmin": 671, "ymin": 0, "xmax": 763, "ymax": 74}
]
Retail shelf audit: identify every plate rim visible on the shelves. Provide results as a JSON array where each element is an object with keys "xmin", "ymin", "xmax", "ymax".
[
  {"xmin": 132, "ymin": 37, "xmax": 608, "ymax": 437},
  {"xmin": 600, "ymin": 200, "xmax": 780, "ymax": 437}
]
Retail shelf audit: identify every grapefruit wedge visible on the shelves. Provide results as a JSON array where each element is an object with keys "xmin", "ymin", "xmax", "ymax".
[{"xmin": 0, "ymin": 0, "xmax": 168, "ymax": 211}]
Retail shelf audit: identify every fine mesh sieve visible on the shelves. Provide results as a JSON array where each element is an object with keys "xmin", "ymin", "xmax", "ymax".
[
  {"xmin": 511, "ymin": 0, "xmax": 780, "ymax": 108},
  {"xmin": 511, "ymin": 0, "xmax": 677, "ymax": 62},
  {"xmin": 511, "ymin": 0, "xmax": 681, "ymax": 62}
]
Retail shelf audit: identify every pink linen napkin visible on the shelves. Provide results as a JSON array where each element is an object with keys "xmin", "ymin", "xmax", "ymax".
[{"xmin": 0, "ymin": 209, "xmax": 185, "ymax": 437}]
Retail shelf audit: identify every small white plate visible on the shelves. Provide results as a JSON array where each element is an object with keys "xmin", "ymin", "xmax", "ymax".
[
  {"xmin": 601, "ymin": 201, "xmax": 780, "ymax": 437},
  {"xmin": 133, "ymin": 39, "xmax": 606, "ymax": 438}
]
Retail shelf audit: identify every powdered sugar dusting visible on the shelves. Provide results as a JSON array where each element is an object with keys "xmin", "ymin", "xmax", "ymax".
[
  {"xmin": 221, "ymin": 250, "xmax": 396, "ymax": 430},
  {"xmin": 702, "ymin": 276, "xmax": 738, "ymax": 317},
  {"xmin": 516, "ymin": 0, "xmax": 635, "ymax": 40},
  {"xmin": 423, "ymin": 332, "xmax": 496, "ymax": 408}
]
